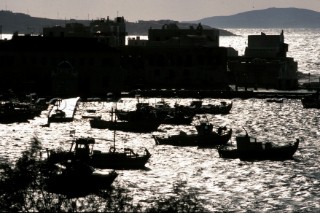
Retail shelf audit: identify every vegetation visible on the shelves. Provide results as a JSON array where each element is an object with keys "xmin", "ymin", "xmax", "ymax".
[{"xmin": 0, "ymin": 137, "xmax": 206, "ymax": 212}]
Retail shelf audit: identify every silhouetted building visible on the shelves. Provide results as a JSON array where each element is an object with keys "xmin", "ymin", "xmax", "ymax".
[
  {"xmin": 122, "ymin": 23, "xmax": 229, "ymax": 90},
  {"xmin": 0, "ymin": 19, "xmax": 231, "ymax": 96},
  {"xmin": 147, "ymin": 23, "xmax": 219, "ymax": 47},
  {"xmin": 228, "ymin": 31, "xmax": 298, "ymax": 90},
  {"xmin": 43, "ymin": 16, "xmax": 127, "ymax": 46},
  {"xmin": 0, "ymin": 19, "xmax": 299, "ymax": 97}
]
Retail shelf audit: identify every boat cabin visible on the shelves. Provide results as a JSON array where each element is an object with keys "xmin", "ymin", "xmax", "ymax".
[
  {"xmin": 71, "ymin": 137, "xmax": 95, "ymax": 159},
  {"xmin": 190, "ymin": 100, "xmax": 202, "ymax": 108},
  {"xmin": 196, "ymin": 122, "xmax": 214, "ymax": 135},
  {"xmin": 236, "ymin": 135, "xmax": 262, "ymax": 150}
]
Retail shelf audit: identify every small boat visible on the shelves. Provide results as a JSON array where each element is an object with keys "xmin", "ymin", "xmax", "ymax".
[
  {"xmin": 301, "ymin": 91, "xmax": 320, "ymax": 108},
  {"xmin": 44, "ymin": 160, "xmax": 118, "ymax": 197},
  {"xmin": 266, "ymin": 98, "xmax": 284, "ymax": 103},
  {"xmin": 82, "ymin": 114, "xmax": 102, "ymax": 119},
  {"xmin": 175, "ymin": 100, "xmax": 233, "ymax": 115},
  {"xmin": 47, "ymin": 136, "xmax": 151, "ymax": 170},
  {"xmin": 116, "ymin": 101, "xmax": 194, "ymax": 125},
  {"xmin": 90, "ymin": 108, "xmax": 161, "ymax": 133},
  {"xmin": 153, "ymin": 122, "xmax": 232, "ymax": 147},
  {"xmin": 218, "ymin": 128, "xmax": 299, "ymax": 160},
  {"xmin": 0, "ymin": 100, "xmax": 43, "ymax": 123},
  {"xmin": 48, "ymin": 109, "xmax": 68, "ymax": 122}
]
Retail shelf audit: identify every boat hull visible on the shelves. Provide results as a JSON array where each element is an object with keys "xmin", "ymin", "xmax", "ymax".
[
  {"xmin": 218, "ymin": 140, "xmax": 299, "ymax": 161},
  {"xmin": 154, "ymin": 129, "xmax": 232, "ymax": 147},
  {"xmin": 45, "ymin": 171, "xmax": 118, "ymax": 197},
  {"xmin": 91, "ymin": 153, "xmax": 150, "ymax": 169}
]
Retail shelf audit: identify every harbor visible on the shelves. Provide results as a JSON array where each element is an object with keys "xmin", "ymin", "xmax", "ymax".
[{"xmin": 1, "ymin": 96, "xmax": 319, "ymax": 212}]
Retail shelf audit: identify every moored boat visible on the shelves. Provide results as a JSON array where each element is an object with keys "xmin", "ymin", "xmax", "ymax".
[
  {"xmin": 266, "ymin": 98, "xmax": 284, "ymax": 103},
  {"xmin": 301, "ymin": 91, "xmax": 320, "ymax": 108},
  {"xmin": 175, "ymin": 100, "xmax": 233, "ymax": 115},
  {"xmin": 44, "ymin": 160, "xmax": 118, "ymax": 197},
  {"xmin": 0, "ymin": 100, "xmax": 44, "ymax": 123},
  {"xmin": 90, "ymin": 106, "xmax": 161, "ymax": 133},
  {"xmin": 153, "ymin": 122, "xmax": 232, "ymax": 147},
  {"xmin": 218, "ymin": 129, "xmax": 299, "ymax": 160},
  {"xmin": 47, "ymin": 136, "xmax": 151, "ymax": 170},
  {"xmin": 115, "ymin": 99, "xmax": 195, "ymax": 125}
]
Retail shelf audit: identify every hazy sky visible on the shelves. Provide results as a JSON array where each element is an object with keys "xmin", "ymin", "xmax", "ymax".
[{"xmin": 1, "ymin": 0, "xmax": 320, "ymax": 22}]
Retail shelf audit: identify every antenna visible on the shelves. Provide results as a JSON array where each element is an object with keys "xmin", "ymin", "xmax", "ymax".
[{"xmin": 242, "ymin": 127, "xmax": 248, "ymax": 136}]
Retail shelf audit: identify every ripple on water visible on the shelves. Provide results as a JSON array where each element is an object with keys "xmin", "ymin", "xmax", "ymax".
[{"xmin": 1, "ymin": 98, "xmax": 320, "ymax": 211}]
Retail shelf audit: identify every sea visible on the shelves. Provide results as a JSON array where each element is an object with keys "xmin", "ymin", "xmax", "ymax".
[{"xmin": 1, "ymin": 28, "xmax": 320, "ymax": 212}]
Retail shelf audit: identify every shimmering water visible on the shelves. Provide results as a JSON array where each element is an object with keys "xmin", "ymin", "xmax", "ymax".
[
  {"xmin": 1, "ymin": 29, "xmax": 320, "ymax": 211},
  {"xmin": 2, "ymin": 97, "xmax": 320, "ymax": 212}
]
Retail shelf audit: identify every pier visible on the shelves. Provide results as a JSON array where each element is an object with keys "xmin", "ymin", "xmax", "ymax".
[{"xmin": 120, "ymin": 89, "xmax": 315, "ymax": 99}]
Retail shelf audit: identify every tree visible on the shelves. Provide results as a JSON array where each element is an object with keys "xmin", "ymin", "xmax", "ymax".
[{"xmin": 0, "ymin": 136, "xmax": 206, "ymax": 212}]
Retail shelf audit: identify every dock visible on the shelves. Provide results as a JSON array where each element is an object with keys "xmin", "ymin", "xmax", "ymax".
[
  {"xmin": 48, "ymin": 97, "xmax": 80, "ymax": 122},
  {"xmin": 121, "ymin": 89, "xmax": 315, "ymax": 99}
]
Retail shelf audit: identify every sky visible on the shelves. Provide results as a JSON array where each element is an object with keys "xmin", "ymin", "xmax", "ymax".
[{"xmin": 1, "ymin": 0, "xmax": 320, "ymax": 22}]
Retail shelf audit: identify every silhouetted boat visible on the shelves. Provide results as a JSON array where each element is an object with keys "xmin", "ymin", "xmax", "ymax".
[
  {"xmin": 218, "ymin": 128, "xmax": 299, "ymax": 160},
  {"xmin": 116, "ymin": 100, "xmax": 194, "ymax": 125},
  {"xmin": 175, "ymin": 100, "xmax": 233, "ymax": 114},
  {"xmin": 47, "ymin": 136, "xmax": 151, "ymax": 170},
  {"xmin": 0, "ymin": 100, "xmax": 43, "ymax": 123},
  {"xmin": 44, "ymin": 160, "xmax": 118, "ymax": 197},
  {"xmin": 301, "ymin": 91, "xmax": 320, "ymax": 108},
  {"xmin": 90, "ymin": 107, "xmax": 161, "ymax": 133},
  {"xmin": 266, "ymin": 98, "xmax": 284, "ymax": 103},
  {"xmin": 153, "ymin": 122, "xmax": 232, "ymax": 147},
  {"xmin": 48, "ymin": 109, "xmax": 66, "ymax": 122},
  {"xmin": 82, "ymin": 114, "xmax": 102, "ymax": 119}
]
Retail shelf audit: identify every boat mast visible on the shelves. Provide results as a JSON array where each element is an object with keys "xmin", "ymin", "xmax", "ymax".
[{"xmin": 113, "ymin": 129, "xmax": 116, "ymax": 148}]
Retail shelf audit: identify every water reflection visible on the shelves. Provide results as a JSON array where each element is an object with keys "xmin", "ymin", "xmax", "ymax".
[{"xmin": 1, "ymin": 97, "xmax": 320, "ymax": 211}]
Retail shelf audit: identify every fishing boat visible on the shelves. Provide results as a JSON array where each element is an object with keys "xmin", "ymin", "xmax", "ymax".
[
  {"xmin": 90, "ymin": 107, "xmax": 161, "ymax": 133},
  {"xmin": 301, "ymin": 91, "xmax": 320, "ymax": 108},
  {"xmin": 175, "ymin": 100, "xmax": 233, "ymax": 115},
  {"xmin": 153, "ymin": 122, "xmax": 232, "ymax": 147},
  {"xmin": 218, "ymin": 128, "xmax": 299, "ymax": 160},
  {"xmin": 44, "ymin": 160, "xmax": 118, "ymax": 197},
  {"xmin": 116, "ymin": 100, "xmax": 194, "ymax": 125},
  {"xmin": 47, "ymin": 135, "xmax": 151, "ymax": 170},
  {"xmin": 266, "ymin": 98, "xmax": 284, "ymax": 103},
  {"xmin": 0, "ymin": 100, "xmax": 43, "ymax": 123}
]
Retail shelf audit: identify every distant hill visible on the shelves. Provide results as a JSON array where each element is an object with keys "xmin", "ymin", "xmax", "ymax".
[
  {"xmin": 0, "ymin": 10, "xmax": 79, "ymax": 34},
  {"xmin": 193, "ymin": 7, "xmax": 320, "ymax": 28},
  {"xmin": 0, "ymin": 10, "xmax": 234, "ymax": 36}
]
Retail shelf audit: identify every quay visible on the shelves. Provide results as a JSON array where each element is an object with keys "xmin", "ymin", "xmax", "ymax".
[
  {"xmin": 120, "ymin": 89, "xmax": 315, "ymax": 99},
  {"xmin": 48, "ymin": 97, "xmax": 80, "ymax": 122}
]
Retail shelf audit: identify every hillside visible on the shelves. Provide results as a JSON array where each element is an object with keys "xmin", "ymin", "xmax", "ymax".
[
  {"xmin": 193, "ymin": 7, "xmax": 320, "ymax": 28},
  {"xmin": 0, "ymin": 10, "xmax": 233, "ymax": 36}
]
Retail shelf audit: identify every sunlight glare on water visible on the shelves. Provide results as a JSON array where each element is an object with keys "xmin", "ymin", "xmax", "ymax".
[{"xmin": 1, "ymin": 96, "xmax": 320, "ymax": 212}]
